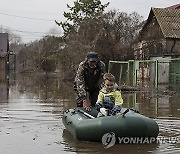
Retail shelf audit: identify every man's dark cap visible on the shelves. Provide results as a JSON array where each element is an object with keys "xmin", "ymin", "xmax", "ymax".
[{"xmin": 86, "ymin": 52, "xmax": 99, "ymax": 62}]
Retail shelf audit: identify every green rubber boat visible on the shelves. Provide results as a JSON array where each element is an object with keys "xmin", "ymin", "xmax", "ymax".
[{"xmin": 62, "ymin": 107, "xmax": 159, "ymax": 142}]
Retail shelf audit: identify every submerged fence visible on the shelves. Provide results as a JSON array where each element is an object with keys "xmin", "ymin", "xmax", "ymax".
[{"xmin": 108, "ymin": 58, "xmax": 180, "ymax": 90}]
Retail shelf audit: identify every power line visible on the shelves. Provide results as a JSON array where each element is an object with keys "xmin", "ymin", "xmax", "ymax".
[
  {"xmin": 0, "ymin": 25, "xmax": 46, "ymax": 37},
  {"xmin": 13, "ymin": 29, "xmax": 48, "ymax": 35},
  {"xmin": 0, "ymin": 25, "xmax": 62, "ymax": 42},
  {"xmin": 0, "ymin": 24, "xmax": 60, "ymax": 35},
  {"xmin": 0, "ymin": 12, "xmax": 55, "ymax": 22}
]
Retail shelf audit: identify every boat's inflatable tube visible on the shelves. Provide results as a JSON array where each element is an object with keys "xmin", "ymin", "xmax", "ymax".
[{"xmin": 62, "ymin": 107, "xmax": 159, "ymax": 142}]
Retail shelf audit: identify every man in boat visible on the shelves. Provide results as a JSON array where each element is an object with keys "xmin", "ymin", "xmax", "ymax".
[
  {"xmin": 96, "ymin": 73, "xmax": 123, "ymax": 116},
  {"xmin": 74, "ymin": 52, "xmax": 106, "ymax": 111}
]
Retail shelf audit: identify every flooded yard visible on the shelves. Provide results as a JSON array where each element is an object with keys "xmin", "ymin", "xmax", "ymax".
[{"xmin": 0, "ymin": 73, "xmax": 180, "ymax": 154}]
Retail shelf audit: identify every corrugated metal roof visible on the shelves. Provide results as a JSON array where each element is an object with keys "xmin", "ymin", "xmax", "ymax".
[{"xmin": 152, "ymin": 8, "xmax": 180, "ymax": 38}]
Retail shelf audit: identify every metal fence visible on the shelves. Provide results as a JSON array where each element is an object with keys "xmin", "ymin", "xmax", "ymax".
[{"xmin": 108, "ymin": 58, "xmax": 180, "ymax": 89}]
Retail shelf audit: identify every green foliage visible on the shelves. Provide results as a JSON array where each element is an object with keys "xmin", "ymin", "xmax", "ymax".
[{"xmin": 55, "ymin": 0, "xmax": 109, "ymax": 37}]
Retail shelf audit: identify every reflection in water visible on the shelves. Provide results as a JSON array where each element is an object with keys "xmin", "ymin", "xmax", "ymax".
[
  {"xmin": 0, "ymin": 71, "xmax": 9, "ymax": 102},
  {"xmin": 9, "ymin": 73, "xmax": 74, "ymax": 101},
  {"xmin": 123, "ymin": 92, "xmax": 180, "ymax": 118},
  {"xmin": 0, "ymin": 73, "xmax": 180, "ymax": 154},
  {"xmin": 62, "ymin": 129, "xmax": 160, "ymax": 154},
  {"xmin": 0, "ymin": 80, "xmax": 9, "ymax": 102}
]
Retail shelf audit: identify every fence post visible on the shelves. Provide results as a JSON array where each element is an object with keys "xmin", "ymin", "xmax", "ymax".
[
  {"xmin": 108, "ymin": 61, "xmax": 111, "ymax": 73},
  {"xmin": 133, "ymin": 60, "xmax": 137, "ymax": 87},
  {"xmin": 127, "ymin": 62, "xmax": 130, "ymax": 85},
  {"xmin": 155, "ymin": 60, "xmax": 158, "ymax": 89},
  {"xmin": 119, "ymin": 64, "xmax": 123, "ymax": 85}
]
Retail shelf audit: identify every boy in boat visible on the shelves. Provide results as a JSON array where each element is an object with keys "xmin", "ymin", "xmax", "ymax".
[{"xmin": 95, "ymin": 73, "xmax": 123, "ymax": 116}]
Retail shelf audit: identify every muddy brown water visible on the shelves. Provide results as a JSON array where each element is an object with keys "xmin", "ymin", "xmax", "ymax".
[{"xmin": 0, "ymin": 73, "xmax": 180, "ymax": 154}]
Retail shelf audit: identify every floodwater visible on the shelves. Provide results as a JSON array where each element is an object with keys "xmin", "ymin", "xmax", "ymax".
[{"xmin": 0, "ymin": 73, "xmax": 180, "ymax": 154}]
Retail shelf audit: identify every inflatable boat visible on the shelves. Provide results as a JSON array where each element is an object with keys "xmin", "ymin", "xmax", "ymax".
[{"xmin": 62, "ymin": 107, "xmax": 159, "ymax": 142}]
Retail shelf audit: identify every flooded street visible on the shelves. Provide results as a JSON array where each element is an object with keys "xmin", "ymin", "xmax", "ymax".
[{"xmin": 0, "ymin": 73, "xmax": 180, "ymax": 154}]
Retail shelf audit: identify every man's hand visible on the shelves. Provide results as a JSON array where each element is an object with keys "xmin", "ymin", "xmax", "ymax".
[{"xmin": 83, "ymin": 99, "xmax": 91, "ymax": 111}]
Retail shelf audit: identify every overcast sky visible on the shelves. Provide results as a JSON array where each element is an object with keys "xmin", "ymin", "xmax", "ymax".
[{"xmin": 0, "ymin": 0, "xmax": 179, "ymax": 43}]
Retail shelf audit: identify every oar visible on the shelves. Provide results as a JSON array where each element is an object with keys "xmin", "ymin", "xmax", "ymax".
[{"xmin": 76, "ymin": 108, "xmax": 95, "ymax": 119}]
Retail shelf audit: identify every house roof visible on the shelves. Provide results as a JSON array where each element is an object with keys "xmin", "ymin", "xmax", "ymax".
[
  {"xmin": 166, "ymin": 3, "xmax": 180, "ymax": 9},
  {"xmin": 150, "ymin": 8, "xmax": 180, "ymax": 38}
]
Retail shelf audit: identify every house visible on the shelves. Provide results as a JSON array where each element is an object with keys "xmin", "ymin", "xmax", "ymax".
[
  {"xmin": 109, "ymin": 5, "xmax": 180, "ymax": 87},
  {"xmin": 134, "ymin": 7, "xmax": 180, "ymax": 60},
  {"xmin": 133, "ymin": 6, "xmax": 180, "ymax": 85}
]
